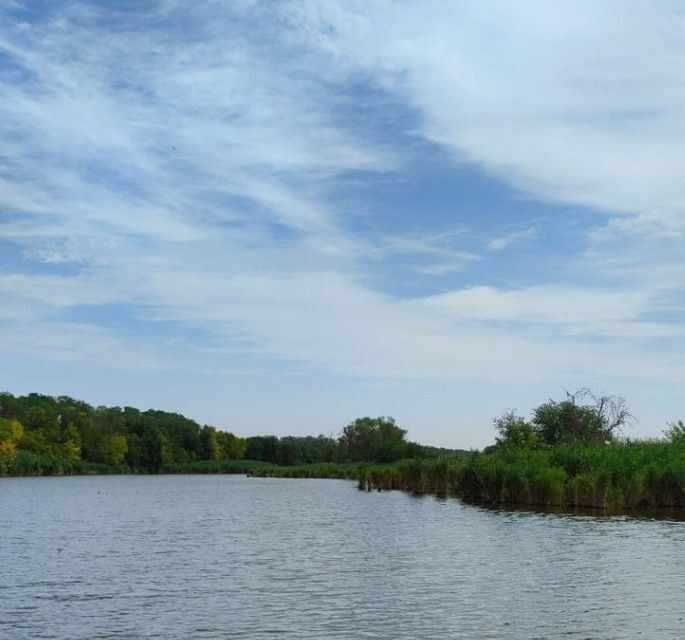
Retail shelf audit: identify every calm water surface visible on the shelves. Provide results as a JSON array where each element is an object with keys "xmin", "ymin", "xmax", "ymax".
[{"xmin": 2, "ymin": 475, "xmax": 685, "ymax": 639}]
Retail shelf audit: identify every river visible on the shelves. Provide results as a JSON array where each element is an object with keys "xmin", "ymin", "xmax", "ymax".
[{"xmin": 1, "ymin": 475, "xmax": 684, "ymax": 639}]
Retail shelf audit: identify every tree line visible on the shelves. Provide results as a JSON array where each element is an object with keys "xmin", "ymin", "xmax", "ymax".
[{"xmin": 0, "ymin": 392, "xmax": 449, "ymax": 474}]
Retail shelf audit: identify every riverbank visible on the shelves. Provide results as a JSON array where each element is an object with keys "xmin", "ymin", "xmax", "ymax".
[
  {"xmin": 3, "ymin": 451, "xmax": 272, "ymax": 477},
  {"xmin": 5, "ymin": 435, "xmax": 685, "ymax": 510},
  {"xmin": 3, "ymin": 451, "xmax": 366, "ymax": 479},
  {"xmin": 1, "ymin": 392, "xmax": 455, "ymax": 477},
  {"xmin": 356, "ymin": 441, "xmax": 685, "ymax": 509}
]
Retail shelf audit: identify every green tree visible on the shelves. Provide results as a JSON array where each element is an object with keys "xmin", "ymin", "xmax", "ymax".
[
  {"xmin": 531, "ymin": 390, "xmax": 631, "ymax": 446},
  {"xmin": 134, "ymin": 423, "xmax": 167, "ymax": 471},
  {"xmin": 99, "ymin": 434, "xmax": 128, "ymax": 465},
  {"xmin": 494, "ymin": 410, "xmax": 540, "ymax": 449},
  {"xmin": 246, "ymin": 436, "xmax": 279, "ymax": 463},
  {"xmin": 0, "ymin": 417, "xmax": 24, "ymax": 473},
  {"xmin": 217, "ymin": 431, "xmax": 246, "ymax": 460},
  {"xmin": 276, "ymin": 437, "xmax": 301, "ymax": 465},
  {"xmin": 199, "ymin": 425, "xmax": 221, "ymax": 460},
  {"xmin": 338, "ymin": 416, "xmax": 410, "ymax": 462},
  {"xmin": 59, "ymin": 424, "xmax": 82, "ymax": 461}
]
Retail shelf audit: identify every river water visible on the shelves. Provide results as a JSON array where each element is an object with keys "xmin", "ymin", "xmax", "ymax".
[{"xmin": 1, "ymin": 475, "xmax": 684, "ymax": 639}]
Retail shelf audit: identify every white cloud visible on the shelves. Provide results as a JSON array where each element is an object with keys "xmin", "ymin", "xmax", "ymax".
[
  {"xmin": 288, "ymin": 0, "xmax": 685, "ymax": 227},
  {"xmin": 0, "ymin": 273, "xmax": 130, "ymax": 308},
  {"xmin": 368, "ymin": 230, "xmax": 480, "ymax": 275},
  {"xmin": 422, "ymin": 285, "xmax": 652, "ymax": 328},
  {"xmin": 0, "ymin": 321, "xmax": 164, "ymax": 371},
  {"xmin": 1, "ymin": 0, "xmax": 685, "ymax": 428},
  {"xmin": 0, "ymin": 2, "xmax": 392, "ymax": 249},
  {"xmin": 486, "ymin": 227, "xmax": 537, "ymax": 251}
]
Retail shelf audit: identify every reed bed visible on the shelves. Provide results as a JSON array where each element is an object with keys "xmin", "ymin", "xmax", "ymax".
[
  {"xmin": 162, "ymin": 459, "xmax": 269, "ymax": 474},
  {"xmin": 6, "ymin": 453, "xmax": 268, "ymax": 476},
  {"xmin": 250, "ymin": 462, "xmax": 363, "ymax": 479},
  {"xmin": 9, "ymin": 439, "xmax": 685, "ymax": 511},
  {"xmin": 356, "ymin": 441, "xmax": 685, "ymax": 509},
  {"xmin": 7, "ymin": 450, "xmax": 125, "ymax": 476}
]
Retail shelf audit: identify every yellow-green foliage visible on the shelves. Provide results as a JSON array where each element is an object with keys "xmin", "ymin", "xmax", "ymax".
[
  {"xmin": 100, "ymin": 434, "xmax": 128, "ymax": 465},
  {"xmin": 0, "ymin": 417, "xmax": 24, "ymax": 474}
]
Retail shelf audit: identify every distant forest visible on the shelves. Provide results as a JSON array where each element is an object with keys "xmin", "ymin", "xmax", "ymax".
[{"xmin": 0, "ymin": 392, "xmax": 458, "ymax": 475}]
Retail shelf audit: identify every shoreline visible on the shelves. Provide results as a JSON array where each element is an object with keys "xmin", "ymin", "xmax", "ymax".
[{"xmin": 7, "ymin": 445, "xmax": 684, "ymax": 512}]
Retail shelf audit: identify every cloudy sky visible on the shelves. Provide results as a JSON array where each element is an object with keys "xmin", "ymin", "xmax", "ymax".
[{"xmin": 1, "ymin": 1, "xmax": 685, "ymax": 447}]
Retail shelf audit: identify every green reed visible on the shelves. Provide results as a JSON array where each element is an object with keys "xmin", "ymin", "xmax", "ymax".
[
  {"xmin": 250, "ymin": 462, "xmax": 363, "ymax": 479},
  {"xmin": 355, "ymin": 441, "xmax": 685, "ymax": 509},
  {"xmin": 8, "ymin": 450, "xmax": 125, "ymax": 476}
]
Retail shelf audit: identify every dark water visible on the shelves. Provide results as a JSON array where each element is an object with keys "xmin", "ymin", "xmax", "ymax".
[{"xmin": 2, "ymin": 476, "xmax": 685, "ymax": 639}]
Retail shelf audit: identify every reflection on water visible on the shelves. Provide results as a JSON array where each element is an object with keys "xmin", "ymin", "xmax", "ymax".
[
  {"xmin": 470, "ymin": 500, "xmax": 685, "ymax": 522},
  {"xmin": 2, "ymin": 475, "xmax": 684, "ymax": 639}
]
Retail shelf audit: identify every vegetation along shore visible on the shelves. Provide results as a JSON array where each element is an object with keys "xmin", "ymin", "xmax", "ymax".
[
  {"xmin": 0, "ymin": 391, "xmax": 456, "ymax": 476},
  {"xmin": 2, "ymin": 389, "xmax": 685, "ymax": 509}
]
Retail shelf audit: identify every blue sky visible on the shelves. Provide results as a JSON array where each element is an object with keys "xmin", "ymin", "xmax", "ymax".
[{"xmin": 2, "ymin": 1, "xmax": 685, "ymax": 447}]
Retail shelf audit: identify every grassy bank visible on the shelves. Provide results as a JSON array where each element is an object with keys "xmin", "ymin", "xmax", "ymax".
[
  {"xmin": 7, "ymin": 442, "xmax": 685, "ymax": 511},
  {"xmin": 250, "ymin": 461, "xmax": 364, "ymax": 479},
  {"xmin": 7, "ymin": 450, "xmax": 128, "ymax": 476},
  {"xmin": 161, "ymin": 459, "xmax": 269, "ymax": 474},
  {"xmin": 1, "ymin": 392, "xmax": 452, "ymax": 476},
  {"xmin": 4, "ymin": 454, "xmax": 364, "ymax": 479},
  {"xmin": 3, "ymin": 453, "xmax": 277, "ymax": 477},
  {"xmin": 356, "ymin": 441, "xmax": 685, "ymax": 509}
]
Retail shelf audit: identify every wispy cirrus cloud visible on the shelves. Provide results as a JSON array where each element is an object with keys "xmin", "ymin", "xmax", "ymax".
[
  {"xmin": 1, "ymin": 1, "xmax": 685, "ymax": 443},
  {"xmin": 486, "ymin": 227, "xmax": 537, "ymax": 252},
  {"xmin": 288, "ymin": 0, "xmax": 685, "ymax": 224}
]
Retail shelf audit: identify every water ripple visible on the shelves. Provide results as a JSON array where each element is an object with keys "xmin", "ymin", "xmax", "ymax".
[{"xmin": 1, "ymin": 475, "xmax": 684, "ymax": 639}]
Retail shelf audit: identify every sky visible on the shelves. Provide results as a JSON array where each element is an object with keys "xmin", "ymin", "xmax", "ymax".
[{"xmin": 1, "ymin": 1, "xmax": 685, "ymax": 448}]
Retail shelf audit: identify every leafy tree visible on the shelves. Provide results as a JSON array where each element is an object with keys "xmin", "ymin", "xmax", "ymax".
[
  {"xmin": 217, "ymin": 431, "xmax": 247, "ymax": 460},
  {"xmin": 338, "ymin": 416, "xmax": 410, "ymax": 462},
  {"xmin": 198, "ymin": 426, "xmax": 246, "ymax": 461},
  {"xmin": 302, "ymin": 435, "xmax": 338, "ymax": 463},
  {"xmin": 246, "ymin": 436, "xmax": 279, "ymax": 463},
  {"xmin": 276, "ymin": 437, "xmax": 300, "ymax": 465},
  {"xmin": 132, "ymin": 423, "xmax": 167, "ymax": 471},
  {"xmin": 0, "ymin": 392, "xmax": 19, "ymax": 418},
  {"xmin": 99, "ymin": 434, "xmax": 128, "ymax": 465},
  {"xmin": 19, "ymin": 428, "xmax": 53, "ymax": 456},
  {"xmin": 494, "ymin": 410, "xmax": 540, "ymax": 449},
  {"xmin": 60, "ymin": 424, "xmax": 82, "ymax": 461},
  {"xmin": 124, "ymin": 432, "xmax": 144, "ymax": 468},
  {"xmin": 199, "ymin": 425, "xmax": 221, "ymax": 460},
  {"xmin": 531, "ymin": 390, "xmax": 631, "ymax": 446},
  {"xmin": 0, "ymin": 417, "xmax": 24, "ymax": 473}
]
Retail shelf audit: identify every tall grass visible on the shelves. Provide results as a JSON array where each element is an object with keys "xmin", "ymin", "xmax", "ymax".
[
  {"xmin": 250, "ymin": 462, "xmax": 363, "ymax": 479},
  {"xmin": 4, "ymin": 453, "xmax": 276, "ymax": 477},
  {"xmin": 162, "ymin": 459, "xmax": 269, "ymax": 474},
  {"xmin": 7, "ymin": 450, "xmax": 124, "ymax": 476},
  {"xmin": 356, "ymin": 441, "xmax": 685, "ymax": 509},
  {"xmin": 8, "ymin": 440, "xmax": 685, "ymax": 511}
]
